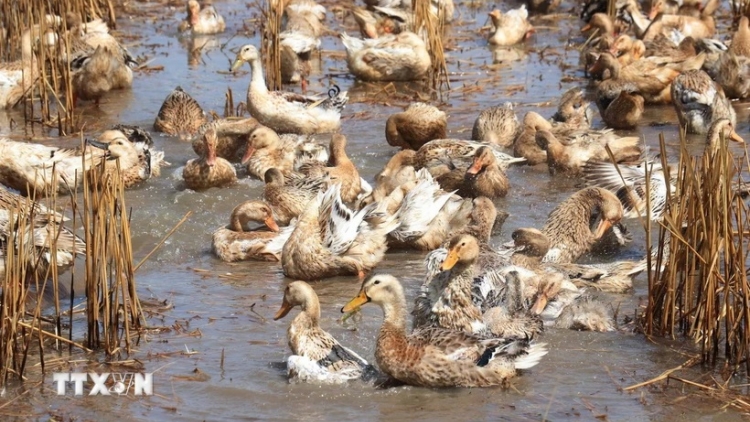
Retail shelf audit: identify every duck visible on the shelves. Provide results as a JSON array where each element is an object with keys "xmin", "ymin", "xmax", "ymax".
[
  {"xmin": 416, "ymin": 139, "xmax": 526, "ymax": 173},
  {"xmin": 386, "ymin": 171, "xmax": 470, "ymax": 250},
  {"xmin": 0, "ymin": 28, "xmax": 39, "ymax": 108},
  {"xmin": 456, "ymin": 146, "xmax": 510, "ymax": 198},
  {"xmin": 590, "ymin": 52, "xmax": 705, "ymax": 106},
  {"xmin": 340, "ymin": 32, "xmax": 431, "ymax": 82},
  {"xmin": 281, "ymin": 184, "xmax": 398, "ymax": 280},
  {"xmin": 730, "ymin": 16, "xmax": 750, "ymax": 58},
  {"xmin": 182, "ymin": 128, "xmax": 237, "ymax": 190},
  {"xmin": 616, "ymin": 0, "xmax": 655, "ymax": 39},
  {"xmin": 528, "ymin": 274, "xmax": 615, "ymax": 332},
  {"xmin": 471, "ymin": 103, "xmax": 519, "ymax": 148},
  {"xmin": 242, "ymin": 126, "xmax": 328, "ymax": 180},
  {"xmin": 527, "ymin": 0, "xmax": 560, "ymax": 13},
  {"xmin": 298, "ymin": 134, "xmax": 361, "ymax": 203},
  {"xmin": 551, "ymin": 88, "xmax": 594, "ymax": 129},
  {"xmin": 71, "ymin": 45, "xmax": 128, "ymax": 105},
  {"xmin": 581, "ymin": 13, "xmax": 616, "ymax": 37},
  {"xmin": 599, "ymin": 90, "xmax": 645, "ymax": 129},
  {"xmin": 447, "ymin": 196, "xmax": 499, "ymax": 244},
  {"xmin": 534, "ymin": 129, "xmax": 642, "ymax": 175},
  {"xmin": 412, "ymin": 234, "xmax": 494, "ymax": 334},
  {"xmin": 488, "ymin": 6, "xmax": 534, "ymax": 47},
  {"xmin": 211, "ymin": 200, "xmax": 291, "ymax": 262},
  {"xmin": 341, "ymin": 274, "xmax": 548, "ymax": 388},
  {"xmin": 508, "ymin": 228, "xmax": 645, "ymax": 293},
  {"xmin": 231, "ymin": 44, "xmax": 348, "ymax": 134},
  {"xmin": 514, "ymin": 111, "xmax": 607, "ymax": 166},
  {"xmin": 178, "ymin": 0, "xmax": 225, "ymax": 35},
  {"xmin": 153, "ymin": 86, "xmax": 208, "ymax": 138},
  {"xmin": 385, "ymin": 103, "xmax": 447, "ymax": 150},
  {"xmin": 671, "ymin": 69, "xmax": 737, "ymax": 134},
  {"xmin": 0, "ymin": 138, "xmax": 105, "ymax": 196},
  {"xmin": 88, "ymin": 130, "xmax": 167, "ymax": 187},
  {"xmin": 582, "ymin": 120, "xmax": 744, "ymax": 220},
  {"xmin": 274, "ymin": 281, "xmax": 377, "ymax": 384},
  {"xmin": 279, "ymin": 1, "xmax": 326, "ymax": 86},
  {"xmin": 541, "ymin": 187, "xmax": 625, "ymax": 263},
  {"xmin": 0, "ymin": 185, "xmax": 86, "ymax": 280},
  {"xmin": 264, "ymin": 168, "xmax": 325, "ymax": 225},
  {"xmin": 709, "ymin": 52, "xmax": 750, "ymax": 100},
  {"xmin": 191, "ymin": 117, "xmax": 261, "ymax": 161},
  {"xmin": 647, "ymin": 0, "xmax": 703, "ymax": 19},
  {"xmin": 642, "ymin": 12, "xmax": 715, "ymax": 41}
]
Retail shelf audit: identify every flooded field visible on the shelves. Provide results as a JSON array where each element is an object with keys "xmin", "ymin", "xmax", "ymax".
[{"xmin": 2, "ymin": 0, "xmax": 750, "ymax": 420}]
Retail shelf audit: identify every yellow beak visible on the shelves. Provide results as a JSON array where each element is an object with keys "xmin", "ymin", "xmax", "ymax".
[
  {"xmin": 342, "ymin": 290, "xmax": 369, "ymax": 313},
  {"xmin": 440, "ymin": 248, "xmax": 460, "ymax": 271},
  {"xmin": 230, "ymin": 59, "xmax": 243, "ymax": 72},
  {"xmin": 273, "ymin": 298, "xmax": 293, "ymax": 320}
]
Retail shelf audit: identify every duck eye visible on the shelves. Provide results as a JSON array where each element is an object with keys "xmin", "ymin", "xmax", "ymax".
[
  {"xmin": 461, "ymin": 242, "xmax": 466, "ymax": 246},
  {"xmin": 373, "ymin": 280, "xmax": 380, "ymax": 285}
]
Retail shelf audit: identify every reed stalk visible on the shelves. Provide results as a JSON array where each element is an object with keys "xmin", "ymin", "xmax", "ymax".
[
  {"xmin": 0, "ymin": 0, "xmax": 114, "ymax": 133},
  {"xmin": 413, "ymin": 0, "xmax": 450, "ymax": 92},
  {"xmin": 260, "ymin": 0, "xmax": 283, "ymax": 91},
  {"xmin": 642, "ymin": 130, "xmax": 750, "ymax": 370}
]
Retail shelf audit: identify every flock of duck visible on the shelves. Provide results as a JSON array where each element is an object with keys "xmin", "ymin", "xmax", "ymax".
[{"xmin": 0, "ymin": 0, "xmax": 748, "ymax": 389}]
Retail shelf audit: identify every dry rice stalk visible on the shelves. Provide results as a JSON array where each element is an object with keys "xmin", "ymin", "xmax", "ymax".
[
  {"xmin": 642, "ymin": 130, "xmax": 750, "ymax": 370},
  {"xmin": 82, "ymin": 150, "xmax": 144, "ymax": 357},
  {"xmin": 260, "ymin": 0, "xmax": 283, "ymax": 91},
  {"xmin": 412, "ymin": 0, "xmax": 450, "ymax": 91}
]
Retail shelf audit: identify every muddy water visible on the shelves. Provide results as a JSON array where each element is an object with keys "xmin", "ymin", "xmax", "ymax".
[{"xmin": 2, "ymin": 0, "xmax": 750, "ymax": 420}]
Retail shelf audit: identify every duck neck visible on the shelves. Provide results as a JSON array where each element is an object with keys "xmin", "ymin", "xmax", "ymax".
[
  {"xmin": 301, "ymin": 298, "xmax": 321, "ymax": 325},
  {"xmin": 329, "ymin": 140, "xmax": 349, "ymax": 166},
  {"xmin": 381, "ymin": 296, "xmax": 408, "ymax": 333},
  {"xmin": 249, "ymin": 56, "xmax": 269, "ymax": 96},
  {"xmin": 21, "ymin": 28, "xmax": 35, "ymax": 69}
]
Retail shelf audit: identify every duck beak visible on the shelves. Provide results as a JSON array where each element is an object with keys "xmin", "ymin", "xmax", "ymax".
[
  {"xmin": 265, "ymin": 216, "xmax": 279, "ymax": 232},
  {"xmin": 647, "ymin": 9, "xmax": 658, "ymax": 20},
  {"xmin": 342, "ymin": 290, "xmax": 369, "ymax": 313},
  {"xmin": 466, "ymin": 158, "xmax": 483, "ymax": 176},
  {"xmin": 86, "ymin": 139, "xmax": 109, "ymax": 151},
  {"xmin": 273, "ymin": 297, "xmax": 293, "ymax": 320},
  {"xmin": 206, "ymin": 156, "xmax": 216, "ymax": 166},
  {"xmin": 581, "ymin": 23, "xmax": 592, "ymax": 33},
  {"xmin": 440, "ymin": 247, "xmax": 460, "ymax": 271},
  {"xmin": 241, "ymin": 147, "xmax": 255, "ymax": 165},
  {"xmin": 595, "ymin": 219, "xmax": 613, "ymax": 239},
  {"xmin": 729, "ymin": 130, "xmax": 745, "ymax": 144},
  {"xmin": 530, "ymin": 293, "xmax": 549, "ymax": 315},
  {"xmin": 230, "ymin": 59, "xmax": 243, "ymax": 73}
]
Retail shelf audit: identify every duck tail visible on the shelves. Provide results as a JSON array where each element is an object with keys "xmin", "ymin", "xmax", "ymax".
[
  {"xmin": 512, "ymin": 342, "xmax": 548, "ymax": 370},
  {"xmin": 321, "ymin": 85, "xmax": 348, "ymax": 112}
]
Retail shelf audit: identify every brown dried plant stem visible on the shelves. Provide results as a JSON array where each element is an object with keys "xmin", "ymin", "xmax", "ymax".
[
  {"xmin": 642, "ymin": 130, "xmax": 750, "ymax": 370},
  {"xmin": 82, "ymin": 156, "xmax": 144, "ymax": 357},
  {"xmin": 261, "ymin": 0, "xmax": 283, "ymax": 91},
  {"xmin": 413, "ymin": 0, "xmax": 449, "ymax": 92}
]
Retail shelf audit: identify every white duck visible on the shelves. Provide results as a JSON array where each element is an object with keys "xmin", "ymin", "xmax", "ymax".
[{"xmin": 231, "ymin": 44, "xmax": 348, "ymax": 134}]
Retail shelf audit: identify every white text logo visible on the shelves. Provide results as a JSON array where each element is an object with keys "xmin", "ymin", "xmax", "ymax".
[{"xmin": 53, "ymin": 372, "xmax": 153, "ymax": 396}]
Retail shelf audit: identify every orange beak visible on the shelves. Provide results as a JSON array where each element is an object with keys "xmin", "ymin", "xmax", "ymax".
[
  {"xmin": 241, "ymin": 147, "xmax": 256, "ymax": 165},
  {"xmin": 440, "ymin": 247, "xmax": 460, "ymax": 271},
  {"xmin": 206, "ymin": 156, "xmax": 216, "ymax": 166},
  {"xmin": 342, "ymin": 290, "xmax": 369, "ymax": 313},
  {"xmin": 647, "ymin": 8, "xmax": 658, "ymax": 20},
  {"xmin": 530, "ymin": 293, "xmax": 549, "ymax": 315},
  {"xmin": 729, "ymin": 130, "xmax": 745, "ymax": 144},
  {"xmin": 265, "ymin": 216, "xmax": 280, "ymax": 232},
  {"xmin": 581, "ymin": 23, "xmax": 592, "ymax": 33},
  {"xmin": 273, "ymin": 297, "xmax": 293, "ymax": 320},
  {"xmin": 595, "ymin": 219, "xmax": 613, "ymax": 239},
  {"xmin": 466, "ymin": 158, "xmax": 483, "ymax": 176}
]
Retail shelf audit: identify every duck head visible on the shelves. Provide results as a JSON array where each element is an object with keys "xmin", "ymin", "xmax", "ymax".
[
  {"xmin": 440, "ymin": 234, "xmax": 480, "ymax": 271},
  {"xmin": 274, "ymin": 281, "xmax": 319, "ymax": 320}
]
